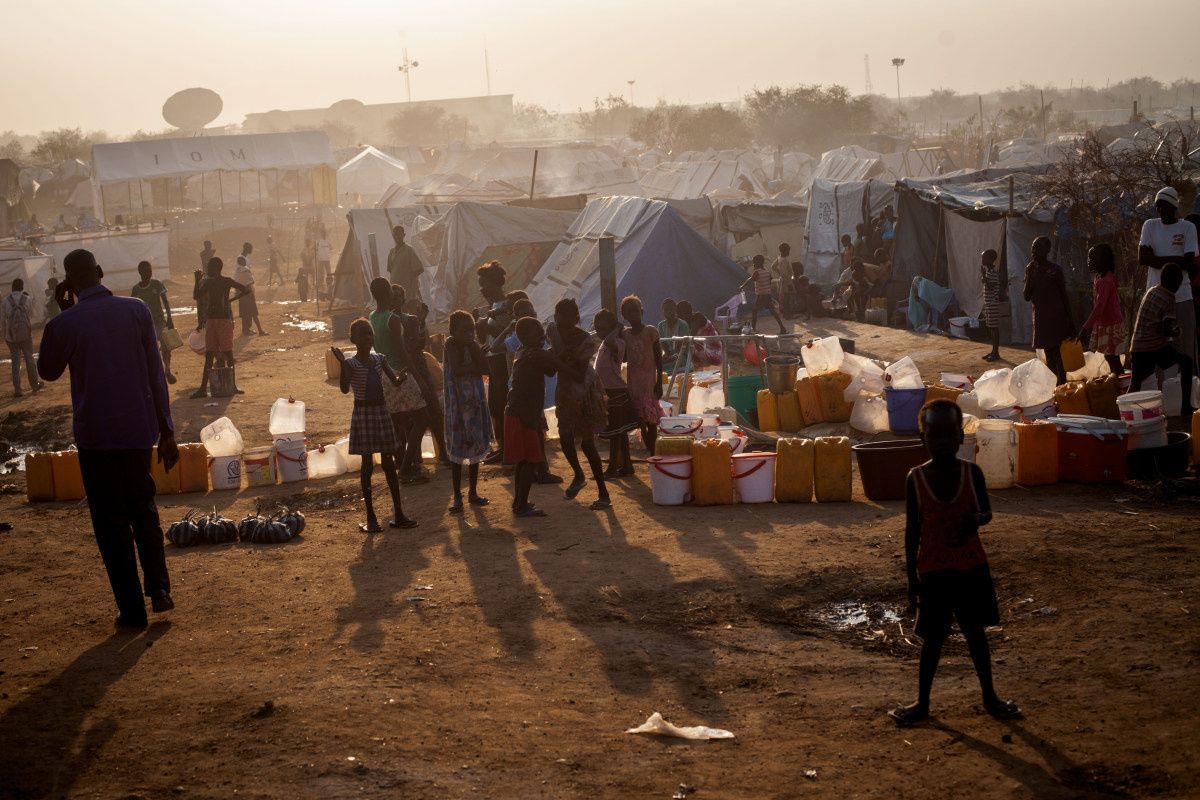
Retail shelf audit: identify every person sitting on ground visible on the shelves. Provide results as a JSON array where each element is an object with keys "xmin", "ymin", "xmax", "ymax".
[
  {"xmin": 505, "ymin": 316, "xmax": 560, "ymax": 518},
  {"xmin": 739, "ymin": 254, "xmax": 787, "ymax": 335},
  {"xmin": 548, "ymin": 298, "xmax": 611, "ymax": 510},
  {"xmin": 131, "ymin": 260, "xmax": 177, "ymax": 384},
  {"xmin": 594, "ymin": 308, "xmax": 635, "ymax": 477},
  {"xmin": 334, "ymin": 320, "xmax": 417, "ymax": 532},
  {"xmin": 191, "ymin": 257, "xmax": 249, "ymax": 398},
  {"xmin": 1078, "ymin": 243, "xmax": 1124, "ymax": 376},
  {"xmin": 689, "ymin": 312, "xmax": 723, "ymax": 367},
  {"xmin": 657, "ymin": 297, "xmax": 690, "ymax": 370},
  {"xmin": 889, "ymin": 399, "xmax": 1020, "ymax": 726},
  {"xmin": 442, "ymin": 310, "xmax": 493, "ymax": 513},
  {"xmin": 1129, "ymin": 262, "xmax": 1195, "ymax": 418}
]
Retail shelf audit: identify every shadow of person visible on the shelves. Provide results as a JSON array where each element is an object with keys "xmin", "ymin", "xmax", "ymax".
[
  {"xmin": 458, "ymin": 515, "xmax": 539, "ymax": 660},
  {"xmin": 930, "ymin": 718, "xmax": 1079, "ymax": 799},
  {"xmin": 523, "ymin": 509, "xmax": 725, "ymax": 721},
  {"xmin": 0, "ymin": 622, "xmax": 170, "ymax": 798}
]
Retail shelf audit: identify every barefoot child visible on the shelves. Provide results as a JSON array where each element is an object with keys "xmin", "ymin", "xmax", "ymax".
[
  {"xmin": 620, "ymin": 295, "xmax": 664, "ymax": 455},
  {"xmin": 505, "ymin": 316, "xmax": 559, "ymax": 517},
  {"xmin": 334, "ymin": 320, "xmax": 418, "ymax": 532},
  {"xmin": 548, "ymin": 299, "xmax": 611, "ymax": 509},
  {"xmin": 980, "ymin": 249, "xmax": 1004, "ymax": 362},
  {"xmin": 739, "ymin": 254, "xmax": 787, "ymax": 334},
  {"xmin": 594, "ymin": 309, "xmax": 635, "ymax": 477},
  {"xmin": 443, "ymin": 310, "xmax": 493, "ymax": 514},
  {"xmin": 890, "ymin": 399, "xmax": 1019, "ymax": 726},
  {"xmin": 1079, "ymin": 243, "xmax": 1124, "ymax": 376}
]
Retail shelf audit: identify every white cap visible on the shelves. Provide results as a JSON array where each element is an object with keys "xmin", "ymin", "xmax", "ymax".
[{"xmin": 1155, "ymin": 186, "xmax": 1180, "ymax": 208}]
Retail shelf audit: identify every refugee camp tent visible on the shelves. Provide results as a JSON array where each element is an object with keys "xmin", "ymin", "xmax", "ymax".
[
  {"xmin": 329, "ymin": 206, "xmax": 447, "ymax": 311},
  {"xmin": 416, "ymin": 202, "xmax": 578, "ymax": 314},
  {"xmin": 525, "ymin": 196, "xmax": 746, "ymax": 325},
  {"xmin": 33, "ymin": 225, "xmax": 169, "ymax": 292},
  {"xmin": 377, "ymin": 173, "xmax": 525, "ymax": 207},
  {"xmin": 336, "ymin": 146, "xmax": 410, "ymax": 207},
  {"xmin": 0, "ymin": 246, "xmax": 54, "ymax": 323},
  {"xmin": 90, "ymin": 131, "xmax": 337, "ymax": 221},
  {"xmin": 433, "ymin": 145, "xmax": 634, "ymax": 196},
  {"xmin": 638, "ymin": 159, "xmax": 769, "ymax": 200},
  {"xmin": 717, "ymin": 199, "xmax": 808, "ymax": 257},
  {"xmin": 803, "ymin": 178, "xmax": 894, "ymax": 284}
]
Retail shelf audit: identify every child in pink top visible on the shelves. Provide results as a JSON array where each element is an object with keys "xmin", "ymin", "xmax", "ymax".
[{"xmin": 1078, "ymin": 243, "xmax": 1124, "ymax": 376}]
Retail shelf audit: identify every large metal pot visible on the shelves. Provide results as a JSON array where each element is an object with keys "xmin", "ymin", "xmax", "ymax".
[{"xmin": 764, "ymin": 355, "xmax": 800, "ymax": 394}]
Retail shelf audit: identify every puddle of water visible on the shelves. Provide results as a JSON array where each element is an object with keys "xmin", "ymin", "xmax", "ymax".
[
  {"xmin": 1, "ymin": 443, "xmax": 42, "ymax": 473},
  {"xmin": 282, "ymin": 314, "xmax": 329, "ymax": 333},
  {"xmin": 813, "ymin": 602, "xmax": 901, "ymax": 631},
  {"xmin": 172, "ymin": 306, "xmax": 197, "ymax": 316},
  {"xmin": 273, "ymin": 300, "xmax": 302, "ymax": 305}
]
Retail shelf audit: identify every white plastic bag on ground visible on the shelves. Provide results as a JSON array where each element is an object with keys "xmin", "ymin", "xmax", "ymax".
[
  {"xmin": 883, "ymin": 356, "xmax": 922, "ymax": 390},
  {"xmin": 626, "ymin": 712, "xmax": 734, "ymax": 740}
]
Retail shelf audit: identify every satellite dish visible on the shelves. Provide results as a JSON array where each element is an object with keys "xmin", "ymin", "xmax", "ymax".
[{"xmin": 162, "ymin": 88, "xmax": 223, "ymax": 131}]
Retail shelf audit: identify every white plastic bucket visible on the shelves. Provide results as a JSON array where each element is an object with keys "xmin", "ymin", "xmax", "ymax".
[
  {"xmin": 275, "ymin": 439, "xmax": 309, "ymax": 483},
  {"xmin": 719, "ymin": 425, "xmax": 748, "ymax": 454},
  {"xmin": 940, "ymin": 372, "xmax": 972, "ymax": 390},
  {"xmin": 1019, "ymin": 399, "xmax": 1056, "ymax": 421},
  {"xmin": 1126, "ymin": 416, "xmax": 1168, "ymax": 450},
  {"xmin": 243, "ymin": 446, "xmax": 276, "ymax": 487},
  {"xmin": 958, "ymin": 435, "xmax": 978, "ymax": 462},
  {"xmin": 985, "ymin": 406, "xmax": 1020, "ymax": 421},
  {"xmin": 732, "ymin": 452, "xmax": 777, "ymax": 503},
  {"xmin": 648, "ymin": 455, "xmax": 692, "ymax": 505},
  {"xmin": 659, "ymin": 415, "xmax": 703, "ymax": 436},
  {"xmin": 273, "ymin": 431, "xmax": 306, "ymax": 447},
  {"xmin": 1117, "ymin": 390, "xmax": 1164, "ymax": 422},
  {"xmin": 208, "ymin": 455, "xmax": 242, "ymax": 491}
]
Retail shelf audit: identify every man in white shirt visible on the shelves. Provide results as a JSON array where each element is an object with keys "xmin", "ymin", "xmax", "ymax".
[
  {"xmin": 1139, "ymin": 186, "xmax": 1199, "ymax": 363},
  {"xmin": 1, "ymin": 279, "xmax": 42, "ymax": 397},
  {"xmin": 316, "ymin": 227, "xmax": 332, "ymax": 289}
]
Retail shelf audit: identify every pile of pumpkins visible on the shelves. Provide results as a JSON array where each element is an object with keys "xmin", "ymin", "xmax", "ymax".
[{"xmin": 166, "ymin": 505, "xmax": 305, "ymax": 547}]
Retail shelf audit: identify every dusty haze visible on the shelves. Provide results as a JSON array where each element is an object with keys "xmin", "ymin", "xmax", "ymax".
[{"xmin": 4, "ymin": 0, "xmax": 1198, "ymax": 135}]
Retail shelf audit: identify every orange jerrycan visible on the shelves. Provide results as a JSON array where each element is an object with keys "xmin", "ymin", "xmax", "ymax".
[
  {"xmin": 816, "ymin": 373, "xmax": 854, "ymax": 423},
  {"xmin": 756, "ymin": 389, "xmax": 780, "ymax": 432},
  {"xmin": 50, "ymin": 450, "xmax": 86, "ymax": 501},
  {"xmin": 691, "ymin": 437, "xmax": 735, "ymax": 506},
  {"xmin": 795, "ymin": 376, "xmax": 823, "ymax": 427},
  {"xmin": 814, "ymin": 436, "xmax": 852, "ymax": 502},
  {"xmin": 150, "ymin": 446, "xmax": 182, "ymax": 495},
  {"xmin": 177, "ymin": 443, "xmax": 210, "ymax": 493},
  {"xmin": 1015, "ymin": 421, "xmax": 1058, "ymax": 486},
  {"xmin": 25, "ymin": 452, "xmax": 55, "ymax": 502},
  {"xmin": 777, "ymin": 391, "xmax": 803, "ymax": 432},
  {"xmin": 775, "ymin": 437, "xmax": 814, "ymax": 503}
]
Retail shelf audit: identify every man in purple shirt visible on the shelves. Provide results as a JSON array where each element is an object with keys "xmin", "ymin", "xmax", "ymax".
[{"xmin": 38, "ymin": 249, "xmax": 178, "ymax": 630}]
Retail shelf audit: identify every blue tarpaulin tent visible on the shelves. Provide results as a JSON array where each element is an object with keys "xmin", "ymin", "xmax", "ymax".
[{"xmin": 526, "ymin": 195, "xmax": 747, "ymax": 324}]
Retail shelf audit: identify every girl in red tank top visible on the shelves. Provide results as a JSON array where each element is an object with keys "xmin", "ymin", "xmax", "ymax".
[{"xmin": 889, "ymin": 399, "xmax": 1020, "ymax": 727}]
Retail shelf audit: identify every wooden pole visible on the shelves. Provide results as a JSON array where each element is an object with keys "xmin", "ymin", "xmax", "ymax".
[
  {"xmin": 368, "ymin": 233, "xmax": 381, "ymax": 281},
  {"xmin": 1039, "ymin": 90, "xmax": 1047, "ymax": 140},
  {"xmin": 599, "ymin": 235, "xmax": 616, "ymax": 313},
  {"xmin": 529, "ymin": 149, "xmax": 539, "ymax": 202},
  {"xmin": 1008, "ymin": 176, "xmax": 1015, "ymax": 216}
]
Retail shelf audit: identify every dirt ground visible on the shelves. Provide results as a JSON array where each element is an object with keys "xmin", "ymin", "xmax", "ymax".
[{"xmin": 1, "ymin": 288, "xmax": 1198, "ymax": 799}]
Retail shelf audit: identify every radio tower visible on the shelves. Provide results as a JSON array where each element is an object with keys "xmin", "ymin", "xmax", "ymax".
[{"xmin": 864, "ymin": 54, "xmax": 873, "ymax": 95}]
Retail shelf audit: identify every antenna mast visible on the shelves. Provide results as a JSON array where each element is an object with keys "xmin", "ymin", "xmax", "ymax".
[{"xmin": 864, "ymin": 54, "xmax": 873, "ymax": 95}]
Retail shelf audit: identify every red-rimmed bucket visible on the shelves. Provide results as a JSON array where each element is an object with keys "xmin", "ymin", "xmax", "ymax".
[
  {"xmin": 647, "ymin": 455, "xmax": 692, "ymax": 505},
  {"xmin": 731, "ymin": 452, "xmax": 777, "ymax": 503}
]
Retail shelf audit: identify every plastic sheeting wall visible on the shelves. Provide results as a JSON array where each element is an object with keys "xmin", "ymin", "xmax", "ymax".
[
  {"xmin": 36, "ymin": 229, "xmax": 169, "ymax": 293},
  {"xmin": 944, "ymin": 214, "xmax": 1005, "ymax": 318}
]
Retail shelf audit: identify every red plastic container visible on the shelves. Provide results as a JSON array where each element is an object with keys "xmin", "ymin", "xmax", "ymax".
[{"xmin": 1057, "ymin": 429, "xmax": 1127, "ymax": 484}]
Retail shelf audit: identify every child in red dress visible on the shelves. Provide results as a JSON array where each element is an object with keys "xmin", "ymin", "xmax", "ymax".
[{"xmin": 504, "ymin": 317, "xmax": 559, "ymax": 518}]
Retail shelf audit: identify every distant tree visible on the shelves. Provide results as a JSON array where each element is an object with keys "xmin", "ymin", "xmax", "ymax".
[
  {"xmin": 744, "ymin": 84, "xmax": 874, "ymax": 153},
  {"xmin": 29, "ymin": 128, "xmax": 108, "ymax": 165},
  {"xmin": 386, "ymin": 106, "xmax": 474, "ymax": 147},
  {"xmin": 510, "ymin": 102, "xmax": 556, "ymax": 138},
  {"xmin": 0, "ymin": 136, "xmax": 23, "ymax": 161},
  {"xmin": 577, "ymin": 95, "xmax": 642, "ymax": 140},
  {"xmin": 631, "ymin": 102, "xmax": 750, "ymax": 152},
  {"xmin": 318, "ymin": 120, "xmax": 359, "ymax": 149}
]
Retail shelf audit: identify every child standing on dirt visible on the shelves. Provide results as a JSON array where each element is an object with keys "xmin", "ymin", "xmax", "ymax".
[
  {"xmin": 1078, "ymin": 243, "xmax": 1124, "ymax": 376},
  {"xmin": 548, "ymin": 298, "xmax": 610, "ymax": 509},
  {"xmin": 620, "ymin": 295, "xmax": 664, "ymax": 455},
  {"xmin": 333, "ymin": 319, "xmax": 417, "ymax": 533},
  {"xmin": 594, "ymin": 309, "xmax": 635, "ymax": 477},
  {"xmin": 443, "ymin": 309, "xmax": 493, "ymax": 514},
  {"xmin": 505, "ymin": 316, "xmax": 559, "ymax": 518},
  {"xmin": 890, "ymin": 399, "xmax": 1020, "ymax": 726},
  {"xmin": 740, "ymin": 254, "xmax": 787, "ymax": 335},
  {"xmin": 980, "ymin": 249, "xmax": 1004, "ymax": 363}
]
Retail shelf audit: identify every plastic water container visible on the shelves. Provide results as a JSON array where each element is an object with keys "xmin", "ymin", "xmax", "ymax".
[
  {"xmin": 269, "ymin": 397, "xmax": 306, "ymax": 436},
  {"xmin": 977, "ymin": 419, "xmax": 1017, "ymax": 489},
  {"xmin": 774, "ymin": 438, "xmax": 814, "ymax": 503},
  {"xmin": 850, "ymin": 393, "xmax": 890, "ymax": 434},
  {"xmin": 732, "ymin": 452, "xmax": 777, "ymax": 503},
  {"xmin": 50, "ymin": 450, "xmax": 85, "ymax": 501},
  {"xmin": 940, "ymin": 373, "xmax": 972, "ymax": 390},
  {"xmin": 335, "ymin": 436, "xmax": 361, "ymax": 471},
  {"xmin": 885, "ymin": 386, "xmax": 928, "ymax": 435},
  {"xmin": 188, "ymin": 328, "xmax": 206, "ymax": 355},
  {"xmin": 421, "ymin": 433, "xmax": 436, "ymax": 463},
  {"xmin": 883, "ymin": 356, "xmax": 923, "ymax": 390},
  {"xmin": 1051, "ymin": 415, "xmax": 1128, "ymax": 483},
  {"xmin": 1016, "ymin": 421, "xmax": 1058, "ymax": 485},
  {"xmin": 957, "ymin": 391, "xmax": 984, "ymax": 419},
  {"xmin": 307, "ymin": 444, "xmax": 348, "ymax": 480},
  {"xmin": 801, "ymin": 336, "xmax": 844, "ymax": 376},
  {"xmin": 814, "ymin": 436, "xmax": 852, "ymax": 502},
  {"xmin": 660, "ymin": 415, "xmax": 704, "ymax": 436},
  {"xmin": 975, "ymin": 368, "xmax": 1018, "ymax": 411},
  {"xmin": 1117, "ymin": 391, "xmax": 1163, "ymax": 422},
  {"xmin": 1127, "ymin": 416, "xmax": 1168, "ymax": 450},
  {"xmin": 1019, "ymin": 400, "xmax": 1056, "ymax": 420},
  {"xmin": 276, "ymin": 438, "xmax": 309, "ymax": 482},
  {"xmin": 1066, "ymin": 351, "xmax": 1112, "ymax": 382},
  {"xmin": 1010, "ymin": 359, "xmax": 1056, "ymax": 407},
  {"xmin": 544, "ymin": 407, "xmax": 560, "ymax": 440},
  {"xmin": 208, "ymin": 455, "xmax": 242, "ymax": 490},
  {"xmin": 719, "ymin": 425, "xmax": 748, "ymax": 455},
  {"xmin": 842, "ymin": 356, "xmax": 885, "ymax": 400},
  {"xmin": 647, "ymin": 455, "xmax": 693, "ymax": 505},
  {"xmin": 243, "ymin": 446, "xmax": 277, "ymax": 487},
  {"xmin": 200, "ymin": 417, "xmax": 244, "ymax": 457},
  {"xmin": 686, "ymin": 383, "xmax": 725, "ymax": 415},
  {"xmin": 960, "ymin": 415, "xmax": 979, "ymax": 462},
  {"xmin": 691, "ymin": 438, "xmax": 735, "ymax": 506}
]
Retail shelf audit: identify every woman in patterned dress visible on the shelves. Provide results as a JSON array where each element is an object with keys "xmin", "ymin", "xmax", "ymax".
[
  {"xmin": 980, "ymin": 249, "xmax": 1004, "ymax": 362},
  {"xmin": 442, "ymin": 310, "xmax": 493, "ymax": 514},
  {"xmin": 334, "ymin": 319, "xmax": 418, "ymax": 533},
  {"xmin": 1078, "ymin": 243, "xmax": 1125, "ymax": 376}
]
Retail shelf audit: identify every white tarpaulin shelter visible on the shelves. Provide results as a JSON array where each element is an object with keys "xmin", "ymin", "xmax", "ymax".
[
  {"xmin": 804, "ymin": 179, "xmax": 894, "ymax": 284},
  {"xmin": 638, "ymin": 160, "xmax": 769, "ymax": 200},
  {"xmin": 336, "ymin": 146, "xmax": 410, "ymax": 206},
  {"xmin": 416, "ymin": 202, "xmax": 577, "ymax": 314},
  {"xmin": 330, "ymin": 207, "xmax": 445, "ymax": 311},
  {"xmin": 0, "ymin": 249, "xmax": 55, "ymax": 323},
  {"xmin": 35, "ymin": 226, "xmax": 170, "ymax": 293},
  {"xmin": 525, "ymin": 196, "xmax": 745, "ymax": 324},
  {"xmin": 943, "ymin": 214, "xmax": 1005, "ymax": 317}
]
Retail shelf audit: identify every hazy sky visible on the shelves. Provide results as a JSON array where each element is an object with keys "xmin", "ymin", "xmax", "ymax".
[{"xmin": 4, "ymin": 0, "xmax": 1198, "ymax": 135}]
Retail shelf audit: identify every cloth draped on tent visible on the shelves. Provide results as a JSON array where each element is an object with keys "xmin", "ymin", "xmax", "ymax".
[
  {"xmin": 943, "ymin": 213, "xmax": 1006, "ymax": 318},
  {"xmin": 906, "ymin": 277, "xmax": 956, "ymax": 331}
]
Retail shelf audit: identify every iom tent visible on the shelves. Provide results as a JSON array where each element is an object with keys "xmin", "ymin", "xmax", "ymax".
[
  {"xmin": 416, "ymin": 202, "xmax": 578, "ymax": 315},
  {"xmin": 336, "ymin": 146, "xmax": 410, "ymax": 207},
  {"xmin": 525, "ymin": 196, "xmax": 746, "ymax": 325}
]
